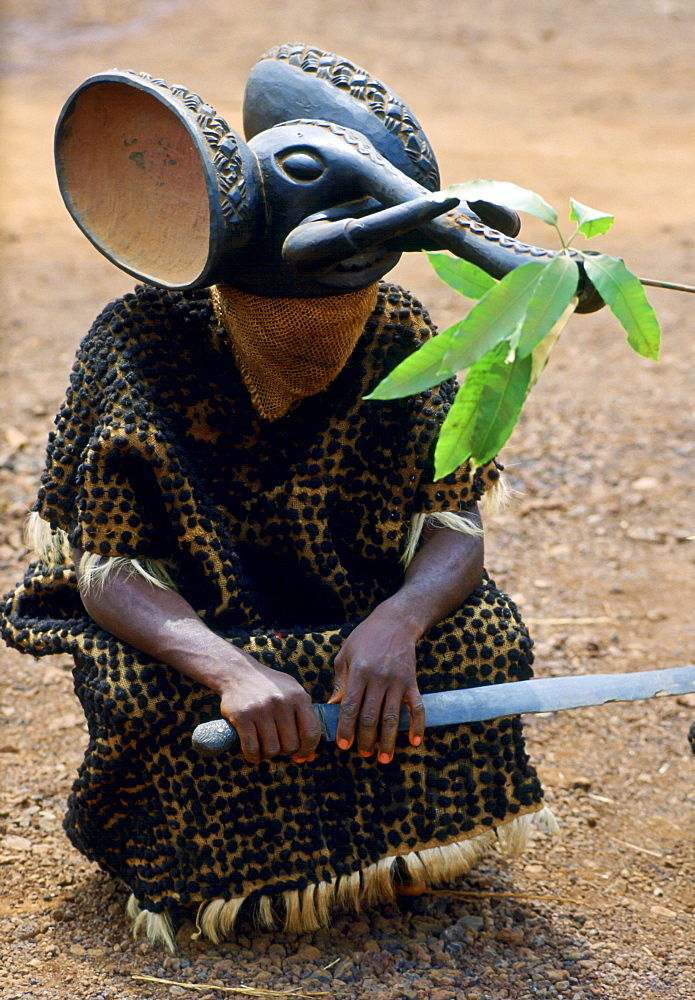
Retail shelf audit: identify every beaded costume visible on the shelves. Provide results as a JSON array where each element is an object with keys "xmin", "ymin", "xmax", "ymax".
[
  {"xmin": 1, "ymin": 280, "xmax": 549, "ymax": 946},
  {"xmin": 0, "ymin": 40, "xmax": 577, "ymax": 948}
]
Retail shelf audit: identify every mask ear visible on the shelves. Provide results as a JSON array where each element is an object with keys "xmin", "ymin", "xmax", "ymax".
[
  {"xmin": 243, "ymin": 43, "xmax": 440, "ymax": 192},
  {"xmin": 55, "ymin": 71, "xmax": 262, "ymax": 289}
]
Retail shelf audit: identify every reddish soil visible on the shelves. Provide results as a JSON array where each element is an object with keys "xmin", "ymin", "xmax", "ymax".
[{"xmin": 1, "ymin": 2, "xmax": 693, "ymax": 998}]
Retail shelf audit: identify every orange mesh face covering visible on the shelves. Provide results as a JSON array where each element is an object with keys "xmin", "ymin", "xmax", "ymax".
[{"xmin": 211, "ymin": 282, "xmax": 380, "ymax": 421}]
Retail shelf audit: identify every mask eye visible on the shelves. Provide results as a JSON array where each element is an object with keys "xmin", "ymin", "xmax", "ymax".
[{"xmin": 277, "ymin": 150, "xmax": 325, "ymax": 182}]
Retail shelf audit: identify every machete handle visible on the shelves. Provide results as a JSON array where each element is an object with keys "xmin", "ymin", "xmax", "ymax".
[
  {"xmin": 192, "ymin": 702, "xmax": 403, "ymax": 757},
  {"xmin": 192, "ymin": 719, "xmax": 239, "ymax": 757}
]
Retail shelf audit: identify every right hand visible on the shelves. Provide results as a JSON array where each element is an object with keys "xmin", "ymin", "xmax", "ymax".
[
  {"xmin": 73, "ymin": 548, "xmax": 320, "ymax": 765},
  {"xmin": 218, "ymin": 651, "xmax": 321, "ymax": 765}
]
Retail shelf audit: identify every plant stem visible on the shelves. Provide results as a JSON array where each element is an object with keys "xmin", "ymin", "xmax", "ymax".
[{"xmin": 639, "ymin": 277, "xmax": 695, "ymax": 294}]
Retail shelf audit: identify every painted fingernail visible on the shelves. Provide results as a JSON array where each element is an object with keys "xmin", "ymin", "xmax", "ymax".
[
  {"xmin": 359, "ymin": 750, "xmax": 371, "ymax": 758},
  {"xmin": 337, "ymin": 738, "xmax": 350, "ymax": 750},
  {"xmin": 379, "ymin": 752, "xmax": 391, "ymax": 764},
  {"xmin": 412, "ymin": 736, "xmax": 422, "ymax": 746}
]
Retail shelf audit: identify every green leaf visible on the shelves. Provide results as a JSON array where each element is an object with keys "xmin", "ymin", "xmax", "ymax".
[
  {"xmin": 529, "ymin": 294, "xmax": 578, "ymax": 387},
  {"xmin": 426, "ymin": 252, "xmax": 496, "ymax": 300},
  {"xmin": 515, "ymin": 255, "xmax": 579, "ymax": 358},
  {"xmin": 443, "ymin": 259, "xmax": 565, "ymax": 372},
  {"xmin": 446, "ymin": 180, "xmax": 558, "ymax": 227},
  {"xmin": 364, "ymin": 328, "xmax": 456, "ymax": 400},
  {"xmin": 368, "ymin": 256, "xmax": 555, "ymax": 401},
  {"xmin": 433, "ymin": 343, "xmax": 532, "ymax": 478},
  {"xmin": 569, "ymin": 198, "xmax": 615, "ymax": 239},
  {"xmin": 582, "ymin": 254, "xmax": 661, "ymax": 360}
]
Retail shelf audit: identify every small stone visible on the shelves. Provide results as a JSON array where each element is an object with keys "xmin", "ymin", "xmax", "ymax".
[
  {"xmin": 214, "ymin": 959, "xmax": 235, "ymax": 975},
  {"xmin": 14, "ymin": 920, "xmax": 39, "ymax": 941},
  {"xmin": 546, "ymin": 968, "xmax": 570, "ymax": 983},
  {"xmin": 169, "ymin": 988, "xmax": 187, "ymax": 997},
  {"xmin": 296, "ymin": 943, "xmax": 322, "ymax": 960},
  {"xmin": 631, "ymin": 476, "xmax": 659, "ymax": 492},
  {"xmin": 432, "ymin": 949, "xmax": 454, "ymax": 968},
  {"xmin": 350, "ymin": 920, "xmax": 371, "ymax": 935},
  {"xmin": 302, "ymin": 977, "xmax": 331, "ymax": 991},
  {"xmin": 495, "ymin": 928, "xmax": 525, "ymax": 946},
  {"xmin": 459, "ymin": 914, "xmax": 485, "ymax": 931},
  {"xmin": 331, "ymin": 959, "xmax": 356, "ymax": 981},
  {"xmin": 408, "ymin": 942, "xmax": 431, "ymax": 963},
  {"xmin": 564, "ymin": 948, "xmax": 586, "ymax": 960},
  {"xmin": 359, "ymin": 949, "xmax": 395, "ymax": 977},
  {"xmin": 1, "ymin": 835, "xmax": 32, "ymax": 852},
  {"xmin": 251, "ymin": 934, "xmax": 272, "ymax": 953}
]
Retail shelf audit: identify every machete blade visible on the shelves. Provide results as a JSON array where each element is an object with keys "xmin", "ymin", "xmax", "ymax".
[{"xmin": 192, "ymin": 664, "xmax": 695, "ymax": 757}]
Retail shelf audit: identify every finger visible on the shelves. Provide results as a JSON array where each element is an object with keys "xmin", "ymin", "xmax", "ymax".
[
  {"xmin": 377, "ymin": 692, "xmax": 404, "ymax": 764},
  {"xmin": 356, "ymin": 687, "xmax": 386, "ymax": 757},
  {"xmin": 405, "ymin": 686, "xmax": 426, "ymax": 747},
  {"xmin": 236, "ymin": 722, "xmax": 262, "ymax": 765},
  {"xmin": 328, "ymin": 650, "xmax": 348, "ymax": 705},
  {"xmin": 335, "ymin": 690, "xmax": 362, "ymax": 750},
  {"xmin": 255, "ymin": 718, "xmax": 282, "ymax": 760},
  {"xmin": 274, "ymin": 705, "xmax": 301, "ymax": 758},
  {"xmin": 295, "ymin": 703, "xmax": 321, "ymax": 759}
]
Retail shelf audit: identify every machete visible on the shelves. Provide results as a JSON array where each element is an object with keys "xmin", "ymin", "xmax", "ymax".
[{"xmin": 191, "ymin": 664, "xmax": 695, "ymax": 757}]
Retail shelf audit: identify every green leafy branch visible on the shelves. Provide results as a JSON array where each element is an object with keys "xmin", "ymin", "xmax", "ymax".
[{"xmin": 366, "ymin": 181, "xmax": 661, "ymax": 479}]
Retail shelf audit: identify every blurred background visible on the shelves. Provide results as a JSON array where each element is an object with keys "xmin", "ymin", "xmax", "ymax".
[
  {"xmin": 2, "ymin": 0, "xmax": 693, "ymax": 360},
  {"xmin": 0, "ymin": 5, "xmax": 694, "ymax": 995}
]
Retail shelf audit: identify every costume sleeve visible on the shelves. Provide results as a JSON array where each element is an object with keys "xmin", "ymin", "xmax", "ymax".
[
  {"xmin": 404, "ymin": 384, "xmax": 504, "ymax": 516},
  {"xmin": 34, "ymin": 291, "xmax": 177, "ymax": 561},
  {"xmin": 354, "ymin": 283, "xmax": 504, "ymax": 522}
]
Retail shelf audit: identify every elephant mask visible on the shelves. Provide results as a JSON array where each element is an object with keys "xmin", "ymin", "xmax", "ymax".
[{"xmin": 54, "ymin": 43, "xmax": 600, "ymax": 310}]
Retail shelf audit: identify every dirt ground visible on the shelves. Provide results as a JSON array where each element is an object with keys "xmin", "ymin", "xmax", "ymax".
[{"xmin": 1, "ymin": 2, "xmax": 694, "ymax": 998}]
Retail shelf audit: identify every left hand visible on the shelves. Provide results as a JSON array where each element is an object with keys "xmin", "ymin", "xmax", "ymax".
[{"xmin": 328, "ymin": 605, "xmax": 426, "ymax": 763}]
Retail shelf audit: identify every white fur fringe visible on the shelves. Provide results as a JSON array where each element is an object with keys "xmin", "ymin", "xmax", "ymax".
[
  {"xmin": 25, "ymin": 511, "xmax": 177, "ymax": 593},
  {"xmin": 127, "ymin": 806, "xmax": 557, "ymax": 953},
  {"xmin": 401, "ymin": 475, "xmax": 512, "ymax": 569}
]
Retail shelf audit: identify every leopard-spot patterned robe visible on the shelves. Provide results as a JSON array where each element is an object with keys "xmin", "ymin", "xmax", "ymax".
[{"xmin": 1, "ymin": 280, "xmax": 545, "ymax": 943}]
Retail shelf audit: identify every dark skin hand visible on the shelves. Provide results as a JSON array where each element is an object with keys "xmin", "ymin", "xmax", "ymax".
[
  {"xmin": 73, "ymin": 551, "xmax": 322, "ymax": 765},
  {"xmin": 329, "ymin": 507, "xmax": 484, "ymax": 762},
  {"xmin": 72, "ymin": 505, "xmax": 483, "ymax": 766}
]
